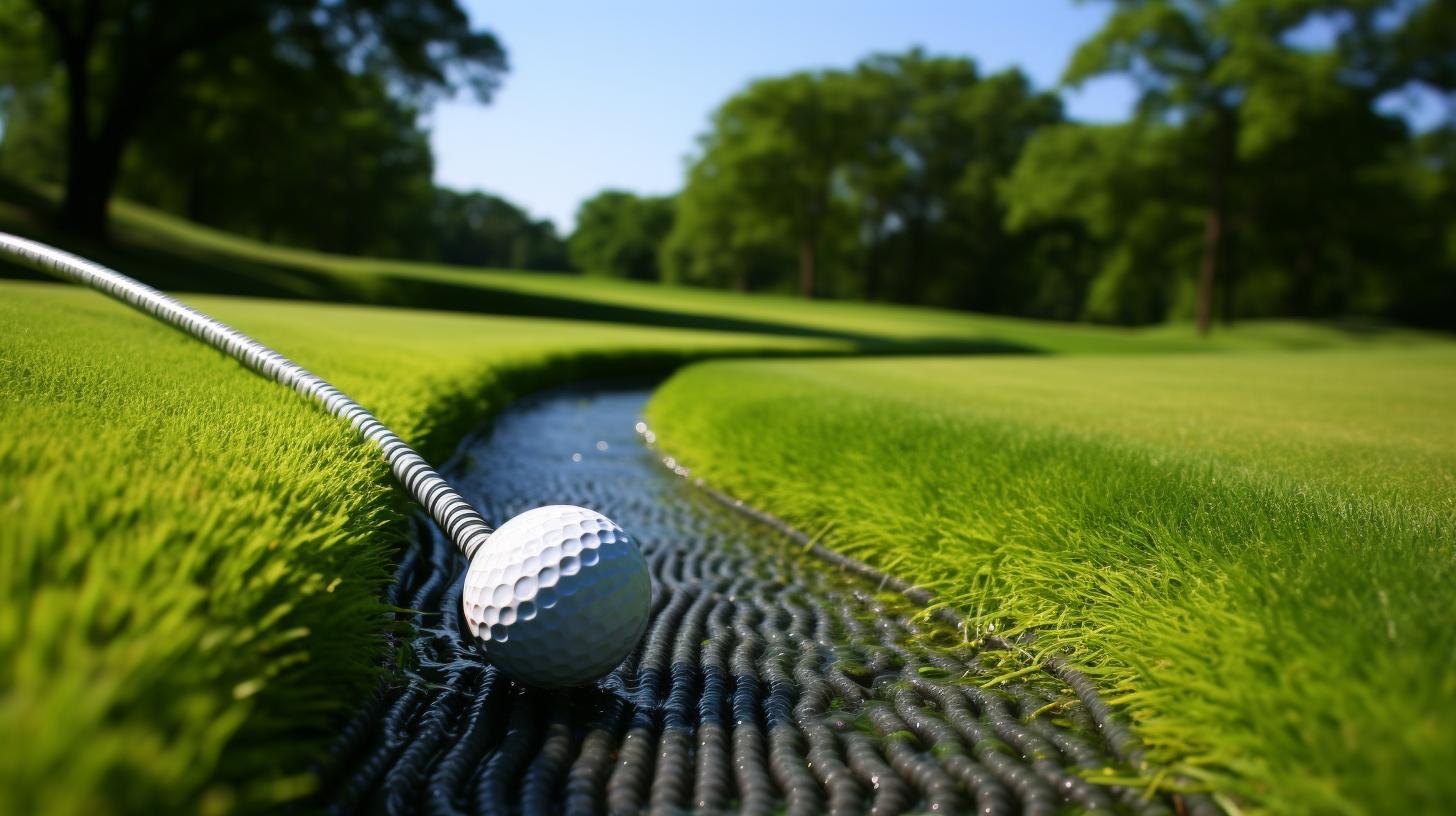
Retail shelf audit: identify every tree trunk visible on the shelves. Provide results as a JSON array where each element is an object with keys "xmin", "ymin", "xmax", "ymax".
[
  {"xmin": 1222, "ymin": 223, "xmax": 1237, "ymax": 325},
  {"xmin": 906, "ymin": 212, "xmax": 928, "ymax": 305},
  {"xmin": 56, "ymin": 41, "xmax": 110, "ymax": 237},
  {"xmin": 798, "ymin": 237, "xmax": 816, "ymax": 298},
  {"xmin": 59, "ymin": 115, "xmax": 134, "ymax": 239},
  {"xmin": 864, "ymin": 239, "xmax": 882, "ymax": 301},
  {"xmin": 862, "ymin": 204, "xmax": 885, "ymax": 300},
  {"xmin": 51, "ymin": 8, "xmax": 157, "ymax": 239},
  {"xmin": 59, "ymin": 165, "xmax": 110, "ymax": 237},
  {"xmin": 1194, "ymin": 214, "xmax": 1220, "ymax": 336},
  {"xmin": 1196, "ymin": 110, "xmax": 1235, "ymax": 336},
  {"xmin": 185, "ymin": 163, "xmax": 208, "ymax": 224}
]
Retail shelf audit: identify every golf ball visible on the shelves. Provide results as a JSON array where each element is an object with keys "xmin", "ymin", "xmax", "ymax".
[{"xmin": 461, "ymin": 505, "xmax": 651, "ymax": 687}]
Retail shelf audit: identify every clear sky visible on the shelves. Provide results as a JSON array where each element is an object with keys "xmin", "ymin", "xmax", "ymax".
[{"xmin": 430, "ymin": 1, "xmax": 1140, "ymax": 231}]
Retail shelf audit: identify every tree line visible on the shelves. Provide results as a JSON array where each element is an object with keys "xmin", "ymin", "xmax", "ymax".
[
  {"xmin": 571, "ymin": 0, "xmax": 1456, "ymax": 330},
  {"xmin": 2, "ymin": 0, "xmax": 1453, "ymax": 328},
  {"xmin": 0, "ymin": 0, "xmax": 567, "ymax": 270}
]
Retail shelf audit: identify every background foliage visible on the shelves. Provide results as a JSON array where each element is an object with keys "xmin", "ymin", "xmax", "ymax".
[
  {"xmin": 2, "ymin": 0, "xmax": 1451, "ymax": 328},
  {"xmin": 661, "ymin": 0, "xmax": 1455, "ymax": 328}
]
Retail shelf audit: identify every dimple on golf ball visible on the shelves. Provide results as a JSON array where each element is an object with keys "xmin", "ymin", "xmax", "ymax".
[{"xmin": 461, "ymin": 505, "xmax": 651, "ymax": 687}]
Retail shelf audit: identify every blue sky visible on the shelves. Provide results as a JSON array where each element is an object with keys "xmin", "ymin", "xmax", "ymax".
[{"xmin": 430, "ymin": 1, "xmax": 1138, "ymax": 231}]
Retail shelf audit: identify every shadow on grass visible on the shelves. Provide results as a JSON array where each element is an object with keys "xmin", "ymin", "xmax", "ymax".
[{"xmin": 0, "ymin": 189, "xmax": 1039, "ymax": 356}]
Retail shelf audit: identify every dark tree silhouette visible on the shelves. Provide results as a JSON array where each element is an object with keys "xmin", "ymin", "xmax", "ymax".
[{"xmin": 24, "ymin": 0, "xmax": 505, "ymax": 237}]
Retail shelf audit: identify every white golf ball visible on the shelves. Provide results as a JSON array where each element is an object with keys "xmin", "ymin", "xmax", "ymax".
[{"xmin": 461, "ymin": 505, "xmax": 651, "ymax": 687}]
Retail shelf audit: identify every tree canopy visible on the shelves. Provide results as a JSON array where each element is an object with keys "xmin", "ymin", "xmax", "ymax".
[
  {"xmin": 656, "ymin": 3, "xmax": 1453, "ymax": 330},
  {"xmin": 1024, "ymin": 0, "xmax": 1454, "ymax": 327},
  {"xmin": 569, "ymin": 191, "xmax": 674, "ymax": 280},
  {"xmin": 664, "ymin": 51, "xmax": 1066, "ymax": 310},
  {"xmin": 433, "ymin": 189, "xmax": 566, "ymax": 271},
  {"xmin": 5, "ymin": 0, "xmax": 506, "ymax": 236},
  {"xmin": 0, "ymin": 0, "xmax": 572, "ymax": 269},
  {"xmin": 2, "ymin": 0, "xmax": 1452, "ymax": 329}
]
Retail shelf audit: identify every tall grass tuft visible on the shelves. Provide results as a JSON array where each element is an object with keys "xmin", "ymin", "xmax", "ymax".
[
  {"xmin": 647, "ymin": 350, "xmax": 1456, "ymax": 814},
  {"xmin": 0, "ymin": 280, "xmax": 838, "ymax": 813}
]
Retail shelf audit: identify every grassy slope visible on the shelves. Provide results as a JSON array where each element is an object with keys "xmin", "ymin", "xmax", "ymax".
[
  {"xmin": 646, "ymin": 350, "xmax": 1456, "ymax": 814},
  {"xmin": 0, "ymin": 185, "xmax": 1440, "ymax": 355},
  {"xmin": 0, "ymin": 280, "xmax": 841, "ymax": 814},
  {"xmin": 2, "ymin": 186, "xmax": 1449, "ymax": 812}
]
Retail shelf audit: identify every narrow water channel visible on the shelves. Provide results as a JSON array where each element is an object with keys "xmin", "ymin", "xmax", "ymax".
[{"xmin": 322, "ymin": 386, "xmax": 1203, "ymax": 816}]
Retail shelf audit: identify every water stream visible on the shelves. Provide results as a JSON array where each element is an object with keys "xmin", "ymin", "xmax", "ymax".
[{"xmin": 321, "ymin": 385, "xmax": 1204, "ymax": 816}]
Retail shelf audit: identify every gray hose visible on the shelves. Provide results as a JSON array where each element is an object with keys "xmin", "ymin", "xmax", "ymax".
[{"xmin": 0, "ymin": 231, "xmax": 494, "ymax": 559}]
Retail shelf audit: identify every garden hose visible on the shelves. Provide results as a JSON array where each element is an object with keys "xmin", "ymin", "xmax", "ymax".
[{"xmin": 0, "ymin": 231, "xmax": 495, "ymax": 559}]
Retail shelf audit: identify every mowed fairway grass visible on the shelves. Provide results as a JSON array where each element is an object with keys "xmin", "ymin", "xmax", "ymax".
[
  {"xmin": 1, "ymin": 187, "xmax": 1441, "ymax": 355},
  {"xmin": 0, "ymin": 280, "xmax": 843, "ymax": 814},
  {"xmin": 647, "ymin": 349, "xmax": 1456, "ymax": 813}
]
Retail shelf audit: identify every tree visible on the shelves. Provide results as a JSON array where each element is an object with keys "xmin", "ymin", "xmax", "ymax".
[
  {"xmin": 118, "ymin": 67, "xmax": 439, "ymax": 258},
  {"xmin": 1066, "ymin": 0, "xmax": 1254, "ymax": 334},
  {"xmin": 666, "ymin": 51, "xmax": 1062, "ymax": 305},
  {"xmin": 1388, "ymin": 125, "xmax": 1456, "ymax": 327},
  {"xmin": 1055, "ymin": 0, "xmax": 1452, "ymax": 330},
  {"xmin": 0, "ymin": 33, "xmax": 568, "ymax": 268},
  {"xmin": 569, "ymin": 191, "xmax": 674, "ymax": 280},
  {"xmin": 845, "ymin": 52, "xmax": 1062, "ymax": 309},
  {"xmin": 1065, "ymin": 0, "xmax": 1333, "ymax": 332},
  {"xmin": 15, "ymin": 0, "xmax": 505, "ymax": 237},
  {"xmin": 432, "ymin": 189, "xmax": 566, "ymax": 270},
  {"xmin": 1006, "ymin": 122, "xmax": 1204, "ymax": 323},
  {"xmin": 661, "ymin": 155, "xmax": 780, "ymax": 291},
  {"xmin": 1342, "ymin": 0, "xmax": 1456, "ymax": 101},
  {"xmin": 671, "ymin": 71, "xmax": 864, "ymax": 297},
  {"xmin": 0, "ymin": 5, "xmax": 61, "ymax": 181},
  {"xmin": 1237, "ymin": 93, "xmax": 1415, "ymax": 317}
]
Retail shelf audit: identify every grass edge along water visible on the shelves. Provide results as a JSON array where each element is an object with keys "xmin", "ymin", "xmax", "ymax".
[
  {"xmin": 0, "ymin": 278, "xmax": 841, "ymax": 814},
  {"xmin": 645, "ymin": 350, "xmax": 1456, "ymax": 814}
]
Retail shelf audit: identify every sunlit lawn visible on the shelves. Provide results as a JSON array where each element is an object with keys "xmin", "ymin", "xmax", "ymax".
[{"xmin": 647, "ymin": 348, "xmax": 1456, "ymax": 813}]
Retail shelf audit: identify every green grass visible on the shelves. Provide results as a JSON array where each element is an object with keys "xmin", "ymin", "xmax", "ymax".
[
  {"xmin": 646, "ymin": 349, "xmax": 1456, "ymax": 814},
  {"xmin": 0, "ymin": 279, "xmax": 841, "ymax": 814},
  {"xmin": 4, "ymin": 182, "xmax": 1452, "ymax": 813},
  {"xmin": 1, "ymin": 181, "xmax": 1441, "ymax": 355}
]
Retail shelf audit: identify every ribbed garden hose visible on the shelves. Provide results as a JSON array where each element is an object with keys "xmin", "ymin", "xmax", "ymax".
[{"xmin": 0, "ymin": 231, "xmax": 495, "ymax": 559}]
